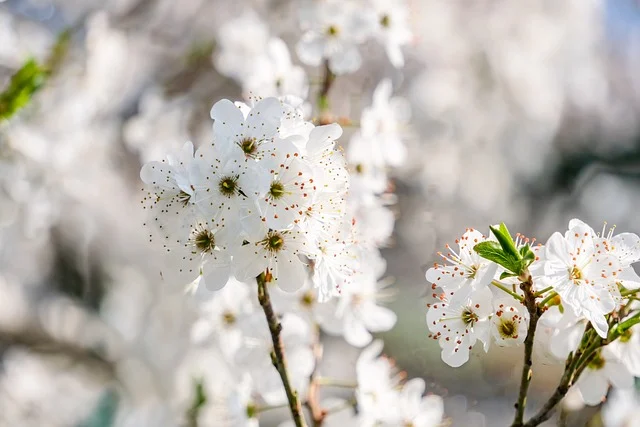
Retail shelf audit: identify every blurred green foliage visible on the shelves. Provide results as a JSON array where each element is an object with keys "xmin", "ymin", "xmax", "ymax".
[
  {"xmin": 0, "ymin": 59, "xmax": 46, "ymax": 121},
  {"xmin": 186, "ymin": 378, "xmax": 208, "ymax": 427},
  {"xmin": 0, "ymin": 29, "xmax": 71, "ymax": 122}
]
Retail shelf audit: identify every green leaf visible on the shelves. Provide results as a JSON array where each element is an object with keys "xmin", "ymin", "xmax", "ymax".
[
  {"xmin": 0, "ymin": 58, "xmax": 46, "ymax": 121},
  {"xmin": 500, "ymin": 271, "xmax": 517, "ymax": 280},
  {"xmin": 490, "ymin": 223, "xmax": 521, "ymax": 260},
  {"xmin": 474, "ymin": 241, "xmax": 520, "ymax": 274}
]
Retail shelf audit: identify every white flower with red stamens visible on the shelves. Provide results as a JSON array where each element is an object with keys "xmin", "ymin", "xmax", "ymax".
[
  {"xmin": 542, "ymin": 220, "xmax": 620, "ymax": 338},
  {"xmin": 490, "ymin": 297, "xmax": 529, "ymax": 347},
  {"xmin": 140, "ymin": 141, "xmax": 206, "ymax": 230},
  {"xmin": 210, "ymin": 97, "xmax": 284, "ymax": 162},
  {"xmin": 426, "ymin": 287, "xmax": 493, "ymax": 367},
  {"xmin": 570, "ymin": 219, "xmax": 640, "ymax": 292},
  {"xmin": 257, "ymin": 139, "xmax": 314, "ymax": 230},
  {"xmin": 425, "ymin": 228, "xmax": 497, "ymax": 303},
  {"xmin": 232, "ymin": 222, "xmax": 313, "ymax": 292}
]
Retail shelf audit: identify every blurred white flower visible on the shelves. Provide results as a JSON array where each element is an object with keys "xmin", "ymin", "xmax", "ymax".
[
  {"xmin": 602, "ymin": 388, "xmax": 640, "ymax": 427},
  {"xmin": 244, "ymin": 38, "xmax": 309, "ymax": 100},
  {"xmin": 355, "ymin": 340, "xmax": 401, "ymax": 424},
  {"xmin": 368, "ymin": 0, "xmax": 413, "ymax": 67},
  {"xmin": 536, "ymin": 305, "xmax": 584, "ymax": 361},
  {"xmin": 332, "ymin": 250, "xmax": 397, "ymax": 347},
  {"xmin": 574, "ymin": 347, "xmax": 634, "ymax": 406},
  {"xmin": 296, "ymin": 0, "xmax": 372, "ymax": 74},
  {"xmin": 191, "ymin": 277, "xmax": 256, "ymax": 357},
  {"xmin": 213, "ymin": 10, "xmax": 271, "ymax": 83},
  {"xmin": 235, "ymin": 313, "xmax": 314, "ymax": 405},
  {"xmin": 384, "ymin": 378, "xmax": 444, "ymax": 427},
  {"xmin": 608, "ymin": 322, "xmax": 640, "ymax": 376},
  {"xmin": 347, "ymin": 79, "xmax": 411, "ymax": 169}
]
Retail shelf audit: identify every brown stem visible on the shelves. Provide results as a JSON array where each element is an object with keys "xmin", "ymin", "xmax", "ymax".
[
  {"xmin": 522, "ymin": 331, "xmax": 605, "ymax": 426},
  {"xmin": 511, "ymin": 273, "xmax": 542, "ymax": 427},
  {"xmin": 0, "ymin": 326, "xmax": 116, "ymax": 378},
  {"xmin": 317, "ymin": 60, "xmax": 335, "ymax": 116},
  {"xmin": 521, "ymin": 362, "xmax": 573, "ymax": 427},
  {"xmin": 256, "ymin": 273, "xmax": 307, "ymax": 427},
  {"xmin": 305, "ymin": 325, "xmax": 327, "ymax": 427}
]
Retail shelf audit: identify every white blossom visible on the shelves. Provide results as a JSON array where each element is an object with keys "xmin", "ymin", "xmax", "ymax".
[
  {"xmin": 296, "ymin": 0, "xmax": 372, "ymax": 74},
  {"xmin": 541, "ymin": 220, "xmax": 620, "ymax": 337},
  {"xmin": 575, "ymin": 347, "xmax": 634, "ymax": 406},
  {"xmin": 426, "ymin": 287, "xmax": 493, "ymax": 367}
]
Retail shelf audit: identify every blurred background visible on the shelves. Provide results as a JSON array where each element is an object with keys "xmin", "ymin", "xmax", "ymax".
[{"xmin": 2, "ymin": 0, "xmax": 640, "ymax": 426}]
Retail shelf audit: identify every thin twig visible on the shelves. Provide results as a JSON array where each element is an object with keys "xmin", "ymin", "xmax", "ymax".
[
  {"xmin": 256, "ymin": 273, "xmax": 307, "ymax": 427},
  {"xmin": 305, "ymin": 325, "xmax": 326, "ymax": 427},
  {"xmin": 317, "ymin": 60, "xmax": 335, "ymax": 115},
  {"xmin": 511, "ymin": 273, "xmax": 541, "ymax": 427},
  {"xmin": 0, "ymin": 327, "xmax": 116, "ymax": 378},
  {"xmin": 521, "ymin": 330, "xmax": 603, "ymax": 426}
]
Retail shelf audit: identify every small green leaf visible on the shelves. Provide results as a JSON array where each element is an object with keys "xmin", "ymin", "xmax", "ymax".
[
  {"xmin": 474, "ymin": 241, "xmax": 520, "ymax": 274},
  {"xmin": 490, "ymin": 223, "xmax": 521, "ymax": 260},
  {"xmin": 500, "ymin": 271, "xmax": 517, "ymax": 280}
]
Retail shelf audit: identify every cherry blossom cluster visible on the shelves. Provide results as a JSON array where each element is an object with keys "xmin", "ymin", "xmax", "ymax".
[
  {"xmin": 141, "ymin": 96, "xmax": 352, "ymax": 296},
  {"xmin": 140, "ymin": 88, "xmax": 441, "ymax": 424},
  {"xmin": 296, "ymin": 0, "xmax": 412, "ymax": 73},
  {"xmin": 426, "ymin": 219, "xmax": 640, "ymax": 411}
]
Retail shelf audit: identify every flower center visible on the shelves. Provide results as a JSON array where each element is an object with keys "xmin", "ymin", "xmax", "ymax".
[
  {"xmin": 355, "ymin": 163, "xmax": 364, "ymax": 174},
  {"xmin": 569, "ymin": 266, "xmax": 583, "ymax": 283},
  {"xmin": 239, "ymin": 137, "xmax": 258, "ymax": 156},
  {"xmin": 218, "ymin": 176, "xmax": 238, "ymax": 197},
  {"xmin": 262, "ymin": 231, "xmax": 285, "ymax": 253},
  {"xmin": 246, "ymin": 403, "xmax": 257, "ymax": 419},
  {"xmin": 587, "ymin": 352, "xmax": 606, "ymax": 371},
  {"xmin": 177, "ymin": 190, "xmax": 191, "ymax": 206},
  {"xmin": 467, "ymin": 264, "xmax": 480, "ymax": 279},
  {"xmin": 327, "ymin": 25, "xmax": 339, "ymax": 36},
  {"xmin": 222, "ymin": 311, "xmax": 236, "ymax": 325},
  {"xmin": 461, "ymin": 308, "xmax": 478, "ymax": 326},
  {"xmin": 269, "ymin": 181, "xmax": 286, "ymax": 199},
  {"xmin": 498, "ymin": 319, "xmax": 517, "ymax": 339},
  {"xmin": 380, "ymin": 14, "xmax": 391, "ymax": 27},
  {"xmin": 194, "ymin": 229, "xmax": 216, "ymax": 254},
  {"xmin": 300, "ymin": 291, "xmax": 315, "ymax": 307}
]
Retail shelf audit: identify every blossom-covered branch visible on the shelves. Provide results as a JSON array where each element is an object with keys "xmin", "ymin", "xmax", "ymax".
[{"xmin": 426, "ymin": 219, "xmax": 640, "ymax": 426}]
